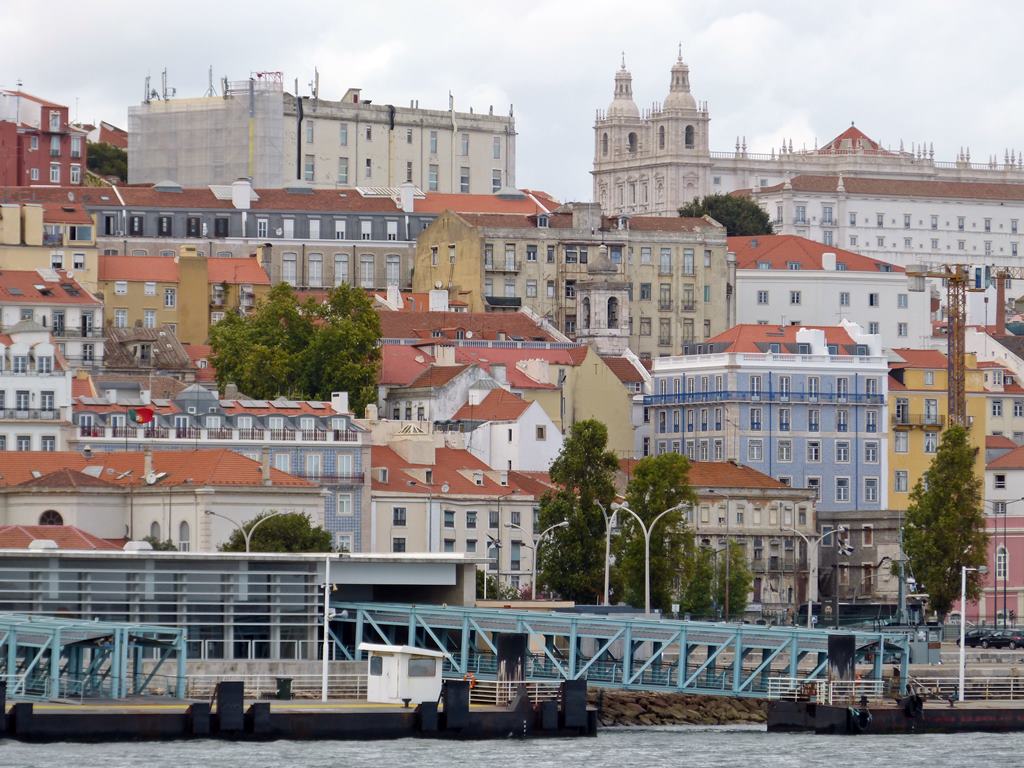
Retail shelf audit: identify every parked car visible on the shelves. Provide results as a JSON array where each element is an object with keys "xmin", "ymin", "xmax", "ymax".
[
  {"xmin": 959, "ymin": 627, "xmax": 994, "ymax": 647},
  {"xmin": 994, "ymin": 629, "xmax": 1024, "ymax": 650}
]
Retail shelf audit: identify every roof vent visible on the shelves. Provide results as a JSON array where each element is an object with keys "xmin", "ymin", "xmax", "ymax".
[
  {"xmin": 153, "ymin": 180, "xmax": 183, "ymax": 193},
  {"xmin": 123, "ymin": 540, "xmax": 154, "ymax": 552},
  {"xmin": 28, "ymin": 539, "xmax": 59, "ymax": 551}
]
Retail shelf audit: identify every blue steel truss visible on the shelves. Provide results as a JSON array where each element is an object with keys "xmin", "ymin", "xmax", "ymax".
[
  {"xmin": 0, "ymin": 613, "xmax": 187, "ymax": 701},
  {"xmin": 332, "ymin": 602, "xmax": 909, "ymax": 698}
]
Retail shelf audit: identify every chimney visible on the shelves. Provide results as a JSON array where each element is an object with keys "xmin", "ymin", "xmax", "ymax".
[
  {"xmin": 468, "ymin": 387, "xmax": 487, "ymax": 406},
  {"xmin": 434, "ymin": 344, "xmax": 456, "ymax": 365},
  {"xmin": 144, "ymin": 448, "xmax": 154, "ymax": 478},
  {"xmin": 224, "ymin": 382, "xmax": 240, "ymax": 399},
  {"xmin": 428, "ymin": 289, "xmax": 449, "ymax": 312},
  {"xmin": 386, "ymin": 283, "xmax": 403, "ymax": 309},
  {"xmin": 997, "ymin": 273, "xmax": 1007, "ymax": 336},
  {"xmin": 260, "ymin": 446, "xmax": 271, "ymax": 486},
  {"xmin": 231, "ymin": 178, "xmax": 253, "ymax": 210},
  {"xmin": 398, "ymin": 181, "xmax": 415, "ymax": 213},
  {"xmin": 364, "ymin": 403, "xmax": 379, "ymax": 420},
  {"xmin": 821, "ymin": 252, "xmax": 836, "ymax": 271},
  {"xmin": 491, "ymin": 364, "xmax": 507, "ymax": 384},
  {"xmin": 331, "ymin": 391, "xmax": 349, "ymax": 414}
]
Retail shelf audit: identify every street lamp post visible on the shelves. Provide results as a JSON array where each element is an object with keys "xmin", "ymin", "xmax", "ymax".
[
  {"xmin": 506, "ymin": 520, "xmax": 568, "ymax": 599},
  {"xmin": 204, "ymin": 508, "xmax": 286, "ymax": 552},
  {"xmin": 708, "ymin": 491, "xmax": 733, "ymax": 620},
  {"xmin": 959, "ymin": 564, "xmax": 990, "ymax": 702},
  {"xmin": 613, "ymin": 501, "xmax": 690, "ymax": 615},
  {"xmin": 598, "ymin": 503, "xmax": 617, "ymax": 606},
  {"xmin": 786, "ymin": 525, "xmax": 847, "ymax": 628}
]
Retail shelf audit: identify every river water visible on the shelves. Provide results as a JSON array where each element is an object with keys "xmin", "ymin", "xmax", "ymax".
[{"xmin": 2, "ymin": 725, "xmax": 1020, "ymax": 767}]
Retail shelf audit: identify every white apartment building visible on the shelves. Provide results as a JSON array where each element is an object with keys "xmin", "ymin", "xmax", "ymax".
[
  {"xmin": 0, "ymin": 268, "xmax": 103, "ymax": 368},
  {"xmin": 0, "ymin": 321, "xmax": 72, "ymax": 451},
  {"xmin": 752, "ymin": 175, "xmax": 1024, "ymax": 270},
  {"xmin": 593, "ymin": 53, "xmax": 1024, "ymax": 215},
  {"xmin": 731, "ymin": 235, "xmax": 932, "ymax": 348}
]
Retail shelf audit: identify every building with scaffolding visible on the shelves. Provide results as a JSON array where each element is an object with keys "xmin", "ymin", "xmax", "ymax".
[{"xmin": 128, "ymin": 71, "xmax": 517, "ymax": 193}]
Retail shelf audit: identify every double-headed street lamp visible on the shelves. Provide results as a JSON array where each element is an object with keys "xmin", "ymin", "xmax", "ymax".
[
  {"xmin": 506, "ymin": 520, "xmax": 569, "ymax": 599},
  {"xmin": 786, "ymin": 525, "xmax": 848, "ymax": 628},
  {"xmin": 959, "ymin": 564, "xmax": 989, "ymax": 702},
  {"xmin": 611, "ymin": 500, "xmax": 691, "ymax": 615},
  {"xmin": 204, "ymin": 508, "xmax": 286, "ymax": 552}
]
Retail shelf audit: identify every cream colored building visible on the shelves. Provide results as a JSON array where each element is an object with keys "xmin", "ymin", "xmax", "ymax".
[
  {"xmin": 413, "ymin": 204, "xmax": 732, "ymax": 363},
  {"xmin": 0, "ymin": 201, "xmax": 99, "ymax": 290}
]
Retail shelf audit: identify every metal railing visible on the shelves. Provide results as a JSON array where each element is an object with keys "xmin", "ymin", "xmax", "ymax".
[
  {"xmin": 892, "ymin": 413, "xmax": 945, "ymax": 428},
  {"xmin": 645, "ymin": 390, "xmax": 885, "ymax": 406},
  {"xmin": 766, "ymin": 677, "xmax": 885, "ymax": 704},
  {"xmin": 0, "ymin": 408, "xmax": 61, "ymax": 420},
  {"xmin": 911, "ymin": 676, "xmax": 1024, "ymax": 702},
  {"xmin": 185, "ymin": 673, "xmax": 367, "ymax": 700},
  {"xmin": 465, "ymin": 679, "xmax": 562, "ymax": 706},
  {"xmin": 77, "ymin": 425, "xmax": 361, "ymax": 444}
]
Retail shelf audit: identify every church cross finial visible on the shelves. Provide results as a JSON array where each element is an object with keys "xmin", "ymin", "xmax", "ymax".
[
  {"xmin": 678, "ymin": 42, "xmax": 683, "ymax": 60},
  {"xmin": 621, "ymin": 51, "xmax": 626, "ymax": 69}
]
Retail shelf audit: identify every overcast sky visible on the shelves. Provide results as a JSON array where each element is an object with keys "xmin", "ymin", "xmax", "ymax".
[{"xmin": 4, "ymin": 0, "xmax": 1023, "ymax": 200}]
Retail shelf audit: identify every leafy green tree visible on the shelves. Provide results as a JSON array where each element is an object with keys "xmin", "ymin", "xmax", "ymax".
[
  {"xmin": 904, "ymin": 424, "xmax": 987, "ymax": 618},
  {"xmin": 615, "ymin": 453, "xmax": 696, "ymax": 613},
  {"xmin": 536, "ymin": 420, "xmax": 620, "ymax": 603},
  {"xmin": 219, "ymin": 511, "xmax": 333, "ymax": 553},
  {"xmin": 678, "ymin": 194, "xmax": 774, "ymax": 236},
  {"xmin": 86, "ymin": 141, "xmax": 127, "ymax": 181},
  {"xmin": 476, "ymin": 569, "xmax": 520, "ymax": 601},
  {"xmin": 716, "ymin": 541, "xmax": 753, "ymax": 620},
  {"xmin": 142, "ymin": 536, "xmax": 178, "ymax": 551},
  {"xmin": 209, "ymin": 282, "xmax": 381, "ymax": 415},
  {"xmin": 678, "ymin": 546, "xmax": 717, "ymax": 617}
]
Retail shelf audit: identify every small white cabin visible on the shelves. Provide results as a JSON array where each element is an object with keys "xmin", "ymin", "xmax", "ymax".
[{"xmin": 359, "ymin": 642, "xmax": 445, "ymax": 704}]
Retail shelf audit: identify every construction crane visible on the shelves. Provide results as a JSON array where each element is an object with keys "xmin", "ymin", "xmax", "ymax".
[{"xmin": 906, "ymin": 263, "xmax": 1024, "ymax": 426}]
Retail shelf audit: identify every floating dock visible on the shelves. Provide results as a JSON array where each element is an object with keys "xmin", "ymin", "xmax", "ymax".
[
  {"xmin": 768, "ymin": 697, "xmax": 1024, "ymax": 734},
  {"xmin": 0, "ymin": 679, "xmax": 598, "ymax": 743}
]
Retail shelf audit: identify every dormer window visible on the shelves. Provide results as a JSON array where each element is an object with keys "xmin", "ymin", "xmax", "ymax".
[
  {"xmin": 537, "ymin": 215, "xmax": 549, "ymax": 228},
  {"xmin": 769, "ymin": 343, "xmax": 781, "ymax": 353}
]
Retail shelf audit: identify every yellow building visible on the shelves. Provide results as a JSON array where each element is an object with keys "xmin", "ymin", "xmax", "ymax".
[
  {"xmin": 0, "ymin": 201, "xmax": 99, "ymax": 290},
  {"xmin": 97, "ymin": 247, "xmax": 270, "ymax": 345},
  {"xmin": 888, "ymin": 348, "xmax": 986, "ymax": 510},
  {"xmin": 413, "ymin": 204, "xmax": 732, "ymax": 363}
]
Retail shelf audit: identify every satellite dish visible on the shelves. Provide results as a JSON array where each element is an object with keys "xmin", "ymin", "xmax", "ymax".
[
  {"xmin": 465, "ymin": 330, "xmax": 473, "ymax": 339},
  {"xmin": 145, "ymin": 472, "xmax": 158, "ymax": 485},
  {"xmin": 275, "ymin": 227, "xmax": 283, "ymax": 236},
  {"xmin": 434, "ymin": 281, "xmax": 442, "ymax": 289},
  {"xmin": 67, "ymin": 191, "xmax": 74, "ymax": 202},
  {"xmin": 441, "ymin": 482, "xmax": 450, "ymax": 494},
  {"xmin": 66, "ymin": 270, "xmax": 74, "ymax": 279}
]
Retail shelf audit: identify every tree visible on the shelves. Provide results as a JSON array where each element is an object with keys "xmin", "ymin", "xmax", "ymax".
[
  {"xmin": 903, "ymin": 424, "xmax": 988, "ymax": 618},
  {"xmin": 678, "ymin": 194, "xmax": 774, "ymax": 236},
  {"xmin": 716, "ymin": 540, "xmax": 753, "ymax": 620},
  {"xmin": 476, "ymin": 569, "xmax": 520, "ymax": 601},
  {"xmin": 86, "ymin": 141, "xmax": 127, "ymax": 182},
  {"xmin": 219, "ymin": 511, "xmax": 333, "ymax": 553},
  {"xmin": 678, "ymin": 546, "xmax": 717, "ymax": 617},
  {"xmin": 209, "ymin": 282, "xmax": 381, "ymax": 415},
  {"xmin": 536, "ymin": 420, "xmax": 620, "ymax": 604},
  {"xmin": 142, "ymin": 535, "xmax": 178, "ymax": 551},
  {"xmin": 615, "ymin": 453, "xmax": 696, "ymax": 613}
]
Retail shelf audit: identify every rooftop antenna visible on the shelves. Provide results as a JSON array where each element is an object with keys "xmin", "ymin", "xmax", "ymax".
[
  {"xmin": 144, "ymin": 74, "xmax": 151, "ymax": 104},
  {"xmin": 161, "ymin": 68, "xmax": 175, "ymax": 100},
  {"xmin": 204, "ymin": 65, "xmax": 216, "ymax": 97}
]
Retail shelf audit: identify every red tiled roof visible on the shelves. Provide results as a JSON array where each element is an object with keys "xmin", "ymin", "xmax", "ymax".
[
  {"xmin": 890, "ymin": 348, "xmax": 948, "ymax": 369},
  {"xmin": 99, "ymin": 255, "xmax": 178, "ymax": 282},
  {"xmin": 206, "ymin": 256, "xmax": 270, "ymax": 285},
  {"xmin": 370, "ymin": 445, "xmax": 546, "ymax": 496},
  {"xmin": 729, "ymin": 234, "xmax": 903, "ymax": 273},
  {"xmin": 0, "ymin": 269, "xmax": 101, "ymax": 305},
  {"xmin": 987, "ymin": 435, "xmax": 1017, "ymax": 450},
  {"xmin": 406, "ymin": 364, "xmax": 470, "ymax": 389},
  {"xmin": 601, "ymin": 355, "xmax": 646, "ymax": 384},
  {"xmin": 98, "ymin": 121, "xmax": 128, "ymax": 149},
  {"xmin": 451, "ymin": 211, "xmax": 720, "ymax": 234},
  {"xmin": 454, "ymin": 346, "xmax": 588, "ymax": 388},
  {"xmin": 182, "ymin": 344, "xmax": 217, "ymax": 383},
  {"xmin": 988, "ymin": 445, "xmax": 1024, "ymax": 469},
  {"xmin": 16, "ymin": 468, "xmax": 118, "ymax": 488},
  {"xmin": 758, "ymin": 174, "xmax": 1024, "ymax": 202},
  {"xmin": 71, "ymin": 374, "xmax": 96, "ymax": 399},
  {"xmin": 380, "ymin": 344, "xmax": 433, "ymax": 386},
  {"xmin": 416, "ymin": 191, "xmax": 557, "ymax": 215},
  {"xmin": 378, "ymin": 310, "xmax": 556, "ymax": 341},
  {"xmin": 0, "ymin": 525, "xmax": 120, "ymax": 550},
  {"xmin": 817, "ymin": 125, "xmax": 885, "ymax": 154},
  {"xmin": 42, "ymin": 202, "xmax": 92, "ymax": 224},
  {"xmin": 452, "ymin": 388, "xmax": 531, "ymax": 421},
  {"xmin": 371, "ymin": 290, "xmax": 469, "ymax": 312},
  {"xmin": 2, "ymin": 90, "xmax": 65, "ymax": 109},
  {"xmin": 0, "ymin": 450, "xmax": 312, "ymax": 488},
  {"xmin": 703, "ymin": 324, "xmax": 860, "ymax": 353},
  {"xmin": 618, "ymin": 459, "xmax": 795, "ymax": 490}
]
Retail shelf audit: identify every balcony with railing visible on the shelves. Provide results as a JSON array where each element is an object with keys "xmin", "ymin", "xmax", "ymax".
[
  {"xmin": 644, "ymin": 390, "xmax": 885, "ymax": 406},
  {"xmin": 0, "ymin": 408, "xmax": 62, "ymax": 421},
  {"xmin": 78, "ymin": 424, "xmax": 360, "ymax": 444},
  {"xmin": 484, "ymin": 259, "xmax": 520, "ymax": 273},
  {"xmin": 658, "ymin": 300, "xmax": 673, "ymax": 311},
  {"xmin": 892, "ymin": 413, "xmax": 945, "ymax": 429},
  {"xmin": 42, "ymin": 232, "xmax": 63, "ymax": 246},
  {"xmin": 658, "ymin": 335, "xmax": 672, "ymax": 347},
  {"xmin": 51, "ymin": 326, "xmax": 104, "ymax": 339},
  {"xmin": 680, "ymin": 302, "xmax": 696, "ymax": 312}
]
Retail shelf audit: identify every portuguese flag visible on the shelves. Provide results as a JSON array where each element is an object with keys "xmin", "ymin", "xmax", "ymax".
[{"xmin": 129, "ymin": 407, "xmax": 155, "ymax": 424}]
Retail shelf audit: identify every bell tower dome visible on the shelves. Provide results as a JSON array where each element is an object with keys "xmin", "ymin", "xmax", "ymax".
[{"xmin": 664, "ymin": 45, "xmax": 697, "ymax": 111}]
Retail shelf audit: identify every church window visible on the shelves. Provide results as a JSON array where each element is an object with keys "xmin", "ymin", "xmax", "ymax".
[
  {"xmin": 684, "ymin": 125, "xmax": 695, "ymax": 148},
  {"xmin": 658, "ymin": 125, "xmax": 665, "ymax": 150},
  {"xmin": 581, "ymin": 297, "xmax": 591, "ymax": 329},
  {"xmin": 601, "ymin": 133, "xmax": 608, "ymax": 156},
  {"xmin": 627, "ymin": 133, "xmax": 638, "ymax": 153},
  {"xmin": 608, "ymin": 297, "xmax": 619, "ymax": 329}
]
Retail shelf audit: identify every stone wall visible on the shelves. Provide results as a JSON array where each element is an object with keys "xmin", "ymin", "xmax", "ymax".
[{"xmin": 589, "ymin": 689, "xmax": 766, "ymax": 727}]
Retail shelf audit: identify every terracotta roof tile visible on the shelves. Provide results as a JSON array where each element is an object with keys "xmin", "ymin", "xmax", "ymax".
[
  {"xmin": 0, "ymin": 525, "xmax": 121, "ymax": 550},
  {"xmin": 618, "ymin": 459, "xmax": 796, "ymax": 490},
  {"xmin": 600, "ymin": 355, "xmax": 646, "ymax": 384},
  {"xmin": 699, "ymin": 324, "xmax": 861, "ymax": 354},
  {"xmin": 415, "ymin": 191, "xmax": 558, "ymax": 215},
  {"xmin": 729, "ymin": 234, "xmax": 903, "ymax": 273},
  {"xmin": 406, "ymin": 364, "xmax": 470, "ymax": 389},
  {"xmin": 452, "ymin": 388, "xmax": 531, "ymax": 421},
  {"xmin": 41, "ymin": 202, "xmax": 92, "ymax": 224},
  {"xmin": 370, "ymin": 445, "xmax": 547, "ymax": 496},
  {"xmin": 206, "ymin": 256, "xmax": 270, "ymax": 285},
  {"xmin": 16, "ymin": 468, "xmax": 118, "ymax": 488},
  {"xmin": 988, "ymin": 445, "xmax": 1024, "ymax": 469},
  {"xmin": 380, "ymin": 344, "xmax": 432, "ymax": 386},
  {"xmin": 378, "ymin": 310, "xmax": 556, "ymax": 342},
  {"xmin": 987, "ymin": 435, "xmax": 1018, "ymax": 450},
  {"xmin": 99, "ymin": 255, "xmax": 178, "ymax": 282},
  {"xmin": 758, "ymin": 174, "xmax": 1024, "ymax": 202},
  {"xmin": 0, "ymin": 269, "xmax": 100, "ymax": 305},
  {"xmin": 890, "ymin": 348, "xmax": 949, "ymax": 369}
]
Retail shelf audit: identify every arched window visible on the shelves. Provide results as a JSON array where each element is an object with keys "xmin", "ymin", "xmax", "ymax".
[
  {"xmin": 658, "ymin": 125, "xmax": 666, "ymax": 150},
  {"xmin": 608, "ymin": 297, "xmax": 619, "ymax": 329},
  {"xmin": 684, "ymin": 125, "xmax": 695, "ymax": 149},
  {"xmin": 178, "ymin": 521, "xmax": 191, "ymax": 552},
  {"xmin": 601, "ymin": 133, "xmax": 609, "ymax": 156},
  {"xmin": 581, "ymin": 297, "xmax": 591, "ymax": 329},
  {"xmin": 39, "ymin": 510, "xmax": 63, "ymax": 526},
  {"xmin": 281, "ymin": 252, "xmax": 298, "ymax": 286},
  {"xmin": 627, "ymin": 132, "xmax": 638, "ymax": 153},
  {"xmin": 998, "ymin": 545, "xmax": 1009, "ymax": 580},
  {"xmin": 150, "ymin": 521, "xmax": 161, "ymax": 541}
]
